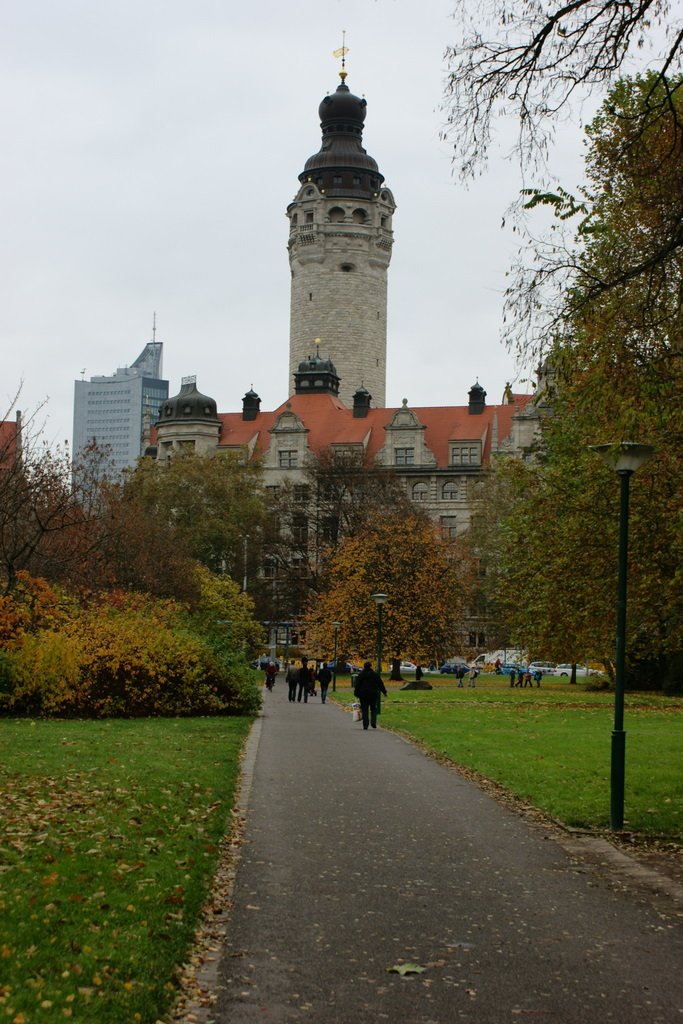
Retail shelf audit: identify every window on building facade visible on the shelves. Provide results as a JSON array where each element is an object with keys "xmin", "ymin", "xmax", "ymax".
[
  {"xmin": 279, "ymin": 450, "xmax": 298, "ymax": 468},
  {"xmin": 450, "ymin": 444, "xmax": 481, "ymax": 467},
  {"xmin": 394, "ymin": 447, "xmax": 415, "ymax": 466},
  {"xmin": 442, "ymin": 480, "xmax": 459, "ymax": 500},
  {"xmin": 265, "ymin": 485, "xmax": 280, "ymax": 502},
  {"xmin": 262, "ymin": 558, "xmax": 277, "ymax": 579},
  {"xmin": 333, "ymin": 447, "xmax": 362, "ymax": 466},
  {"xmin": 293, "ymin": 485, "xmax": 310, "ymax": 503},
  {"xmin": 292, "ymin": 514, "xmax": 308, "ymax": 545},
  {"xmin": 320, "ymin": 515, "xmax": 339, "ymax": 543},
  {"xmin": 291, "ymin": 555, "xmax": 309, "ymax": 578},
  {"xmin": 440, "ymin": 515, "xmax": 458, "ymax": 539},
  {"xmin": 412, "ymin": 482, "xmax": 429, "ymax": 502}
]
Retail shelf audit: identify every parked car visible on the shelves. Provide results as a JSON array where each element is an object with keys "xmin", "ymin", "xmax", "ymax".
[
  {"xmin": 439, "ymin": 658, "xmax": 470, "ymax": 674},
  {"xmin": 554, "ymin": 663, "xmax": 596, "ymax": 677},
  {"xmin": 528, "ymin": 661, "xmax": 556, "ymax": 677},
  {"xmin": 328, "ymin": 659, "xmax": 361, "ymax": 674},
  {"xmin": 399, "ymin": 660, "xmax": 417, "ymax": 672},
  {"xmin": 499, "ymin": 662, "xmax": 523, "ymax": 675}
]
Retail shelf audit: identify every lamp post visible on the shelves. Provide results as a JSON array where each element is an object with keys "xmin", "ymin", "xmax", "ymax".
[
  {"xmin": 332, "ymin": 621, "xmax": 341, "ymax": 693},
  {"xmin": 371, "ymin": 593, "xmax": 388, "ymax": 715},
  {"xmin": 590, "ymin": 441, "xmax": 654, "ymax": 830}
]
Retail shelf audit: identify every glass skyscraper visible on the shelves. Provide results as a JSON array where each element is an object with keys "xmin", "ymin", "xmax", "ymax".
[{"xmin": 73, "ymin": 340, "xmax": 168, "ymax": 476}]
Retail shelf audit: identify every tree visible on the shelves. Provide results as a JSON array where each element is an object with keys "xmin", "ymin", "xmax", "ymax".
[
  {"xmin": 0, "ymin": 408, "xmax": 110, "ymax": 593},
  {"xmin": 443, "ymin": 6, "xmax": 683, "ymax": 363},
  {"xmin": 443, "ymin": 0, "xmax": 682, "ymax": 180},
  {"xmin": 93, "ymin": 481, "xmax": 202, "ymax": 604},
  {"xmin": 472, "ymin": 78, "xmax": 683, "ymax": 689},
  {"xmin": 304, "ymin": 510, "xmax": 476, "ymax": 665},
  {"xmin": 253, "ymin": 448, "xmax": 413, "ymax": 624},
  {"xmin": 506, "ymin": 73, "xmax": 683, "ymax": 365},
  {"xmin": 121, "ymin": 452, "xmax": 264, "ymax": 581},
  {"xmin": 191, "ymin": 564, "xmax": 265, "ymax": 657}
]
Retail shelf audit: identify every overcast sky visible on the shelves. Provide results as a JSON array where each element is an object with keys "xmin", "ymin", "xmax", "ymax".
[{"xmin": 2, "ymin": 0, "xmax": 593, "ymax": 449}]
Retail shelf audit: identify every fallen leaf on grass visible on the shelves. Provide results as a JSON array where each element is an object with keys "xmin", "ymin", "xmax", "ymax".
[{"xmin": 387, "ymin": 963, "xmax": 426, "ymax": 976}]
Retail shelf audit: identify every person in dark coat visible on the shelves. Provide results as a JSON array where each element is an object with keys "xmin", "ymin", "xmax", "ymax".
[
  {"xmin": 285, "ymin": 663, "xmax": 298, "ymax": 702},
  {"xmin": 317, "ymin": 662, "xmax": 332, "ymax": 704},
  {"xmin": 297, "ymin": 657, "xmax": 313, "ymax": 703},
  {"xmin": 353, "ymin": 661, "xmax": 388, "ymax": 730}
]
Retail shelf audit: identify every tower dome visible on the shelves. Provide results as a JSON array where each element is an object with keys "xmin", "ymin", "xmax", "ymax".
[
  {"xmin": 300, "ymin": 73, "xmax": 384, "ymax": 196},
  {"xmin": 154, "ymin": 377, "xmax": 220, "ymax": 461},
  {"xmin": 294, "ymin": 347, "xmax": 341, "ymax": 395},
  {"xmin": 158, "ymin": 378, "xmax": 219, "ymax": 423}
]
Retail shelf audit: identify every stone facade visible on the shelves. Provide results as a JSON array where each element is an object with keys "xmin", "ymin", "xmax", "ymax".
[
  {"xmin": 287, "ymin": 182, "xmax": 394, "ymax": 407},
  {"xmin": 287, "ymin": 71, "xmax": 395, "ymax": 408}
]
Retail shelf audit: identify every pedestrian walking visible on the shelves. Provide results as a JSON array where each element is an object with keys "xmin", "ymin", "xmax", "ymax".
[
  {"xmin": 286, "ymin": 663, "xmax": 299, "ymax": 703},
  {"xmin": 468, "ymin": 665, "xmax": 477, "ymax": 687},
  {"xmin": 456, "ymin": 665, "xmax": 465, "ymax": 687},
  {"xmin": 297, "ymin": 657, "xmax": 313, "ymax": 703},
  {"xmin": 317, "ymin": 662, "xmax": 332, "ymax": 703},
  {"xmin": 509, "ymin": 667, "xmax": 516, "ymax": 687},
  {"xmin": 353, "ymin": 661, "xmax": 388, "ymax": 730},
  {"xmin": 415, "ymin": 663, "xmax": 424, "ymax": 683}
]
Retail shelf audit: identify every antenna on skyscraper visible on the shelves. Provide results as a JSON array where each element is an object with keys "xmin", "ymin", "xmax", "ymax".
[{"xmin": 152, "ymin": 312, "xmax": 157, "ymax": 344}]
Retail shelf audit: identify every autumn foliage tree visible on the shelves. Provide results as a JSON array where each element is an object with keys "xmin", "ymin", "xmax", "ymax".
[
  {"xmin": 473, "ymin": 78, "xmax": 683, "ymax": 690},
  {"xmin": 305, "ymin": 510, "xmax": 475, "ymax": 665},
  {"xmin": 0, "ymin": 419, "xmax": 110, "ymax": 594}
]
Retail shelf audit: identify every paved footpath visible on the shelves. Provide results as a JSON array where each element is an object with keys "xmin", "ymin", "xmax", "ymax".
[{"xmin": 211, "ymin": 686, "xmax": 683, "ymax": 1023}]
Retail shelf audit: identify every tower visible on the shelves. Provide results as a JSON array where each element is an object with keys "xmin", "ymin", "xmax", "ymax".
[{"xmin": 287, "ymin": 70, "xmax": 395, "ymax": 408}]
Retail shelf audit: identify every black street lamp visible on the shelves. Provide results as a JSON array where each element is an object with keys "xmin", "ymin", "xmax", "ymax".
[
  {"xmin": 590, "ymin": 441, "xmax": 654, "ymax": 830},
  {"xmin": 332, "ymin": 620, "xmax": 341, "ymax": 692},
  {"xmin": 372, "ymin": 593, "xmax": 388, "ymax": 715}
]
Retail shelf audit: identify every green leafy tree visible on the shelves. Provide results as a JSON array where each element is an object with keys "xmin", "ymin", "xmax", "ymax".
[
  {"xmin": 122, "ymin": 452, "xmax": 264, "ymax": 581},
  {"xmin": 477, "ymin": 77, "xmax": 683, "ymax": 690}
]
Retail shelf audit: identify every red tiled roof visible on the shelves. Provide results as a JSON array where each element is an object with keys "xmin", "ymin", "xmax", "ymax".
[{"xmin": 216, "ymin": 392, "xmax": 535, "ymax": 469}]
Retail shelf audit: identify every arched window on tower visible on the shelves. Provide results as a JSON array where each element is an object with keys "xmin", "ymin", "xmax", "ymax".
[
  {"xmin": 329, "ymin": 207, "xmax": 345, "ymax": 223},
  {"xmin": 352, "ymin": 209, "xmax": 367, "ymax": 224}
]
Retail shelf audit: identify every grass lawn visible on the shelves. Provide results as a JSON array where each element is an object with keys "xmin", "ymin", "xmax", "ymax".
[
  {"xmin": 335, "ymin": 676, "xmax": 683, "ymax": 836},
  {"xmin": 0, "ymin": 716, "xmax": 252, "ymax": 1023}
]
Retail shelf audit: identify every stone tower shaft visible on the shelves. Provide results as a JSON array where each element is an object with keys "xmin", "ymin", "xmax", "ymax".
[{"xmin": 287, "ymin": 74, "xmax": 395, "ymax": 407}]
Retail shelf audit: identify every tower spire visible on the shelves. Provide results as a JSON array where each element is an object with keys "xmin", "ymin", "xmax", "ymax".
[{"xmin": 332, "ymin": 31, "xmax": 348, "ymax": 81}]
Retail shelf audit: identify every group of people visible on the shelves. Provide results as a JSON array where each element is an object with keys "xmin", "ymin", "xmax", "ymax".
[
  {"xmin": 455, "ymin": 664, "xmax": 479, "ymax": 687},
  {"xmin": 509, "ymin": 667, "xmax": 542, "ymax": 688},
  {"xmin": 282, "ymin": 657, "xmax": 334, "ymax": 704},
  {"xmin": 265, "ymin": 657, "xmax": 387, "ymax": 730}
]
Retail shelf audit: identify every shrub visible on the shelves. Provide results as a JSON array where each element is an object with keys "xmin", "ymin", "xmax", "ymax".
[
  {"xmin": 3, "ymin": 597, "xmax": 261, "ymax": 718},
  {"xmin": 0, "ymin": 572, "xmax": 71, "ymax": 650}
]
